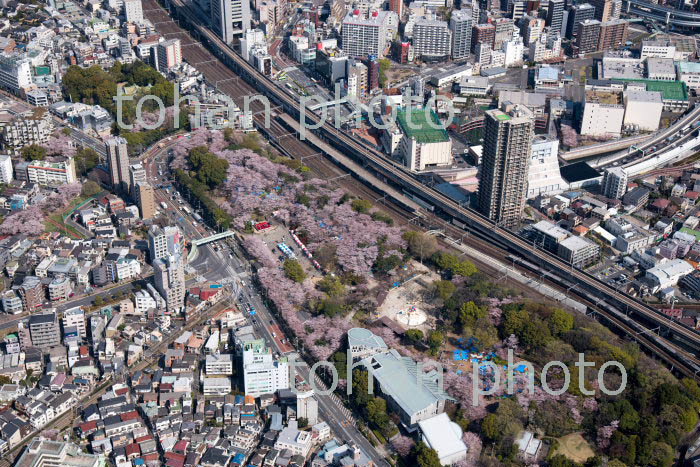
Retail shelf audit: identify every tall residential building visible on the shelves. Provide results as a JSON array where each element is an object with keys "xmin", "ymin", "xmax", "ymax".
[
  {"xmin": 546, "ymin": 0, "xmax": 565, "ymax": 34},
  {"xmin": 135, "ymin": 182, "xmax": 156, "ymax": 219},
  {"xmin": 519, "ymin": 15, "xmax": 545, "ymax": 46},
  {"xmin": 211, "ymin": 0, "xmax": 251, "ymax": 44},
  {"xmin": 493, "ymin": 18, "xmax": 514, "ymax": 50},
  {"xmin": 477, "ymin": 105, "xmax": 534, "ymax": 229},
  {"xmin": 148, "ymin": 225, "xmax": 184, "ymax": 261},
  {"xmin": 597, "ymin": 19, "xmax": 628, "ymax": 51},
  {"xmin": 243, "ymin": 339, "xmax": 290, "ymax": 397},
  {"xmin": 63, "ymin": 306, "xmax": 87, "ymax": 338},
  {"xmin": 105, "ymin": 136, "xmax": 129, "ymax": 193},
  {"xmin": 128, "ymin": 163, "xmax": 147, "ymax": 192},
  {"xmin": 0, "ymin": 154, "xmax": 13, "ymax": 183},
  {"xmin": 389, "ymin": 0, "xmax": 403, "ymax": 16},
  {"xmin": 153, "ymin": 254, "xmax": 185, "ymax": 313},
  {"xmin": 602, "ymin": 166, "xmax": 628, "ymax": 199},
  {"xmin": 565, "ymin": 3, "xmax": 595, "ymax": 39},
  {"xmin": 0, "ymin": 54, "xmax": 33, "ymax": 95},
  {"xmin": 346, "ymin": 60, "xmax": 368, "ymax": 99},
  {"xmin": 575, "ymin": 19, "xmax": 601, "ymax": 55},
  {"xmin": 471, "ymin": 23, "xmax": 495, "ymax": 52},
  {"xmin": 450, "ymin": 9, "xmax": 473, "ymax": 60},
  {"xmin": 341, "ymin": 10, "xmax": 392, "ymax": 58},
  {"xmin": 155, "ymin": 39, "xmax": 182, "ymax": 72},
  {"xmin": 413, "ymin": 19, "xmax": 452, "ymax": 60},
  {"xmin": 18, "ymin": 276, "xmax": 43, "ymax": 312},
  {"xmin": 27, "ymin": 311, "xmax": 61, "ymax": 349},
  {"xmin": 124, "ymin": 0, "xmax": 144, "ymax": 23},
  {"xmin": 590, "ymin": 0, "xmax": 620, "ymax": 22}
]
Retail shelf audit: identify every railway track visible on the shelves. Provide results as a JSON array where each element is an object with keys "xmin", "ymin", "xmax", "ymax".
[{"xmin": 144, "ymin": 0, "xmax": 700, "ymax": 378}]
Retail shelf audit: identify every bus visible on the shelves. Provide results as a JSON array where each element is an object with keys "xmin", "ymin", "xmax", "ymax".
[
  {"xmin": 182, "ymin": 206, "xmax": 192, "ymax": 215},
  {"xmin": 160, "ymin": 202, "xmax": 168, "ymax": 210}
]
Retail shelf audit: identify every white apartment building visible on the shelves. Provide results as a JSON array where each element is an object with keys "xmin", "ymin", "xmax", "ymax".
[
  {"xmin": 153, "ymin": 255, "xmax": 185, "ymax": 313},
  {"xmin": 205, "ymin": 353, "xmax": 234, "ymax": 375},
  {"xmin": 202, "ymin": 376, "xmax": 232, "ymax": 395},
  {"xmin": 115, "ymin": 257, "xmax": 141, "ymax": 281},
  {"xmin": 623, "ymin": 89, "xmax": 663, "ymax": 132},
  {"xmin": 450, "ymin": 9, "xmax": 472, "ymax": 60},
  {"xmin": 413, "ymin": 18, "xmax": 452, "ymax": 60},
  {"xmin": 241, "ymin": 29, "xmax": 266, "ymax": 62},
  {"xmin": 2, "ymin": 113, "xmax": 53, "ymax": 155},
  {"xmin": 243, "ymin": 339, "xmax": 289, "ymax": 397},
  {"xmin": 601, "ymin": 166, "xmax": 628, "ymax": 199},
  {"xmin": 274, "ymin": 420, "xmax": 313, "ymax": 457},
  {"xmin": 0, "ymin": 155, "xmax": 13, "ymax": 184},
  {"xmin": 62, "ymin": 307, "xmax": 86, "ymax": 338},
  {"xmin": 527, "ymin": 136, "xmax": 567, "ymax": 198},
  {"xmin": 341, "ymin": 10, "xmax": 392, "ymax": 58},
  {"xmin": 27, "ymin": 157, "xmax": 77, "ymax": 186},
  {"xmin": 646, "ymin": 259, "xmax": 694, "ymax": 292},
  {"xmin": 0, "ymin": 55, "xmax": 32, "ymax": 95},
  {"xmin": 288, "ymin": 35, "xmax": 316, "ymax": 64},
  {"xmin": 123, "ymin": 0, "xmax": 144, "ymax": 23},
  {"xmin": 503, "ymin": 38, "xmax": 525, "ymax": 66},
  {"xmin": 134, "ymin": 289, "xmax": 156, "ymax": 314},
  {"xmin": 580, "ymin": 91, "xmax": 625, "ymax": 137}
]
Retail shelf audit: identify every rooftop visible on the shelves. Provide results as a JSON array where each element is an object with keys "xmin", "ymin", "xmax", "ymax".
[
  {"xmin": 615, "ymin": 78, "xmax": 688, "ymax": 101},
  {"xmin": 560, "ymin": 162, "xmax": 602, "ymax": 183},
  {"xmin": 396, "ymin": 109, "xmax": 449, "ymax": 144}
]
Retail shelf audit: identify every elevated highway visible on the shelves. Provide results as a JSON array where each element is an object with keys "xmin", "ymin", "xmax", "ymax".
[
  {"xmin": 160, "ymin": 0, "xmax": 700, "ymax": 377},
  {"xmin": 624, "ymin": 0, "xmax": 700, "ymax": 28}
]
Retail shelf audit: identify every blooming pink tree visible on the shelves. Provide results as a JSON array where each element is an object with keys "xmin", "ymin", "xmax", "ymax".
[
  {"xmin": 391, "ymin": 435, "xmax": 415, "ymax": 457},
  {"xmin": 597, "ymin": 420, "xmax": 619, "ymax": 449},
  {"xmin": 44, "ymin": 132, "xmax": 77, "ymax": 158},
  {"xmin": 459, "ymin": 432, "xmax": 483, "ymax": 466},
  {"xmin": 0, "ymin": 207, "xmax": 45, "ymax": 235}
]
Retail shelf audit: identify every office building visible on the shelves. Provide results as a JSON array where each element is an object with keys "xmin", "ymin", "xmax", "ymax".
[
  {"xmin": 557, "ymin": 236, "xmax": 600, "ymax": 268},
  {"xmin": 527, "ymin": 136, "xmax": 566, "ymax": 198},
  {"xmin": 477, "ymin": 105, "xmax": 534, "ymax": 229},
  {"xmin": 590, "ymin": 0, "xmax": 620, "ymax": 22},
  {"xmin": 413, "ymin": 19, "xmax": 452, "ymax": 60},
  {"xmin": 148, "ymin": 225, "xmax": 184, "ymax": 261},
  {"xmin": 105, "ymin": 136, "xmax": 130, "ymax": 193},
  {"xmin": 205, "ymin": 353, "xmax": 234, "ymax": 374},
  {"xmin": 297, "ymin": 390, "xmax": 319, "ymax": 425},
  {"xmin": 519, "ymin": 15, "xmax": 545, "ymax": 46},
  {"xmin": 240, "ymin": 29, "xmax": 266, "ymax": 61},
  {"xmin": 623, "ymin": 89, "xmax": 663, "ymax": 132},
  {"xmin": 601, "ymin": 166, "xmax": 628, "ymax": 199},
  {"xmin": 449, "ymin": 9, "xmax": 472, "ymax": 60},
  {"xmin": 493, "ymin": 18, "xmax": 514, "ymax": 50},
  {"xmin": 346, "ymin": 60, "xmax": 368, "ymax": 99},
  {"xmin": 575, "ymin": 19, "xmax": 601, "ymax": 55},
  {"xmin": 341, "ymin": 10, "xmax": 392, "ymax": 58},
  {"xmin": 202, "ymin": 376, "xmax": 232, "ymax": 395},
  {"xmin": 242, "ymin": 339, "xmax": 289, "ymax": 397},
  {"xmin": 134, "ymin": 181, "xmax": 156, "ymax": 219},
  {"xmin": 27, "ymin": 311, "xmax": 61, "ymax": 349},
  {"xmin": 471, "ymin": 23, "xmax": 495, "ymax": 52},
  {"xmin": 580, "ymin": 90, "xmax": 624, "ymax": 137},
  {"xmin": 641, "ymin": 40, "xmax": 676, "ymax": 59},
  {"xmin": 0, "ymin": 54, "xmax": 32, "ymax": 95},
  {"xmin": 27, "ymin": 157, "xmax": 77, "ymax": 186},
  {"xmin": 546, "ymin": 0, "xmax": 565, "ymax": 34},
  {"xmin": 124, "ymin": 0, "xmax": 143, "ymax": 23},
  {"xmin": 0, "ymin": 155, "xmax": 13, "ymax": 183},
  {"xmin": 62, "ymin": 306, "xmax": 87, "ymax": 338},
  {"xmin": 155, "ymin": 39, "xmax": 182, "ymax": 72},
  {"xmin": 396, "ymin": 108, "xmax": 452, "ymax": 172},
  {"xmin": 597, "ymin": 19, "xmax": 628, "ymax": 51},
  {"xmin": 211, "ymin": 0, "xmax": 251, "ymax": 44},
  {"xmin": 565, "ymin": 3, "xmax": 595, "ymax": 39},
  {"xmin": 153, "ymin": 254, "xmax": 185, "ymax": 313}
]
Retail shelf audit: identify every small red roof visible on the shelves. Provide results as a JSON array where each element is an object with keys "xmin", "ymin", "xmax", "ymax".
[
  {"xmin": 143, "ymin": 453, "xmax": 160, "ymax": 461},
  {"xmin": 120, "ymin": 411, "xmax": 140, "ymax": 422},
  {"xmin": 173, "ymin": 440, "xmax": 188, "ymax": 452},
  {"xmin": 652, "ymin": 199, "xmax": 671, "ymax": 209},
  {"xmin": 686, "ymin": 191, "xmax": 700, "ymax": 200},
  {"xmin": 135, "ymin": 434, "xmax": 154, "ymax": 443},
  {"xmin": 78, "ymin": 420, "xmax": 98, "ymax": 432},
  {"xmin": 125, "ymin": 443, "xmax": 141, "ymax": 456},
  {"xmin": 165, "ymin": 452, "xmax": 186, "ymax": 462}
]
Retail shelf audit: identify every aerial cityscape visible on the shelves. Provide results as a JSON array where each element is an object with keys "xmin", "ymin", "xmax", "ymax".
[{"xmin": 2, "ymin": 0, "xmax": 700, "ymax": 465}]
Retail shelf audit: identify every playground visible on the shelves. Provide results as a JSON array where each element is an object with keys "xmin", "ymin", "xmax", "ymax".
[
  {"xmin": 376, "ymin": 260, "xmax": 438, "ymax": 332},
  {"xmin": 552, "ymin": 433, "xmax": 595, "ymax": 463}
]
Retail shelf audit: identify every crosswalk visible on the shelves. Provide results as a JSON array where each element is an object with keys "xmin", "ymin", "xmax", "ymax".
[{"xmin": 312, "ymin": 374, "xmax": 355, "ymax": 423}]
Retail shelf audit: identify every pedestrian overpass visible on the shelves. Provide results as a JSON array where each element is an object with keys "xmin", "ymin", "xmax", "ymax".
[{"xmin": 188, "ymin": 230, "xmax": 235, "ymax": 261}]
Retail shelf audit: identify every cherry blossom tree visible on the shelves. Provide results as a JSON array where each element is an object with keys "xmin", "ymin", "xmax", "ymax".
[
  {"xmin": 597, "ymin": 420, "xmax": 619, "ymax": 449},
  {"xmin": 44, "ymin": 132, "xmax": 77, "ymax": 158},
  {"xmin": 459, "ymin": 432, "xmax": 483, "ymax": 466},
  {"xmin": 243, "ymin": 236, "xmax": 277, "ymax": 268},
  {"xmin": 391, "ymin": 435, "xmax": 415, "ymax": 457},
  {"xmin": 444, "ymin": 370, "xmax": 488, "ymax": 420},
  {"xmin": 0, "ymin": 207, "xmax": 45, "ymax": 235}
]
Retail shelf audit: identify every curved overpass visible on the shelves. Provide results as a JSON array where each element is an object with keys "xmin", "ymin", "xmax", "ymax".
[
  {"xmin": 161, "ymin": 0, "xmax": 700, "ymax": 372},
  {"xmin": 625, "ymin": 0, "xmax": 700, "ymax": 28}
]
